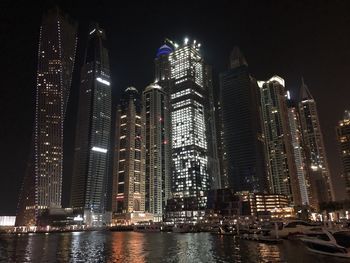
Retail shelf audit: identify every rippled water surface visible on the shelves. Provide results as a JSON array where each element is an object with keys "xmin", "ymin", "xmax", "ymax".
[{"xmin": 0, "ymin": 231, "xmax": 348, "ymax": 262}]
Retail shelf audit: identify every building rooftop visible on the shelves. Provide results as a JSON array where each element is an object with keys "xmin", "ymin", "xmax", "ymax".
[{"xmin": 156, "ymin": 44, "xmax": 173, "ymax": 58}]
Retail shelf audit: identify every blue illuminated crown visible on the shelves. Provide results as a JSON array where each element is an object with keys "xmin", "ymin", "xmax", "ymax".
[{"xmin": 156, "ymin": 44, "xmax": 173, "ymax": 58}]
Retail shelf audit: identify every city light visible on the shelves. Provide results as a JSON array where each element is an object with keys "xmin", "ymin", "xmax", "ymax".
[
  {"xmin": 96, "ymin": 77, "xmax": 110, "ymax": 86},
  {"xmin": 91, "ymin": 146, "xmax": 108, "ymax": 153}
]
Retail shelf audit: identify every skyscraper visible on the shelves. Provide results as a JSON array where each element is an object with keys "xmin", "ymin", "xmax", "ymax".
[
  {"xmin": 70, "ymin": 24, "xmax": 111, "ymax": 226},
  {"xmin": 112, "ymin": 87, "xmax": 145, "ymax": 216},
  {"xmin": 154, "ymin": 43, "xmax": 173, "ymax": 90},
  {"xmin": 216, "ymin": 100, "xmax": 228, "ymax": 188},
  {"xmin": 168, "ymin": 38, "xmax": 219, "ymax": 209},
  {"xmin": 298, "ymin": 79, "xmax": 333, "ymax": 206},
  {"xmin": 219, "ymin": 47, "xmax": 268, "ymax": 193},
  {"xmin": 16, "ymin": 8, "xmax": 77, "ymax": 226},
  {"xmin": 287, "ymin": 101, "xmax": 311, "ymax": 206},
  {"xmin": 336, "ymin": 110, "xmax": 350, "ymax": 199},
  {"xmin": 142, "ymin": 83, "xmax": 171, "ymax": 220},
  {"xmin": 258, "ymin": 76, "xmax": 301, "ymax": 205}
]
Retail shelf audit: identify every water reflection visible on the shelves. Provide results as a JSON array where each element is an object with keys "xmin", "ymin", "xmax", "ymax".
[
  {"xmin": 0, "ymin": 231, "xmax": 347, "ymax": 262},
  {"xmin": 107, "ymin": 232, "xmax": 147, "ymax": 262}
]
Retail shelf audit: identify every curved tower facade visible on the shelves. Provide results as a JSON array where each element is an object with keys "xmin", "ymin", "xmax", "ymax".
[{"xmin": 16, "ymin": 8, "xmax": 77, "ymax": 227}]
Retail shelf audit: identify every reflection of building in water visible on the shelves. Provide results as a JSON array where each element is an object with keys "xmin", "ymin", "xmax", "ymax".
[
  {"xmin": 257, "ymin": 243, "xmax": 281, "ymax": 262},
  {"xmin": 110, "ymin": 233, "xmax": 146, "ymax": 263}
]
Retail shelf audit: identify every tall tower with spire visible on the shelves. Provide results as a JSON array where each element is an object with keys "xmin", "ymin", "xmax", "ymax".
[
  {"xmin": 70, "ymin": 23, "xmax": 112, "ymax": 226},
  {"xmin": 298, "ymin": 78, "xmax": 333, "ymax": 207},
  {"xmin": 219, "ymin": 47, "xmax": 268, "ymax": 193}
]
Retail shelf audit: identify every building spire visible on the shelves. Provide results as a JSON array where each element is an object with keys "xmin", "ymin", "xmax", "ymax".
[
  {"xmin": 299, "ymin": 77, "xmax": 314, "ymax": 101},
  {"xmin": 230, "ymin": 46, "xmax": 248, "ymax": 69}
]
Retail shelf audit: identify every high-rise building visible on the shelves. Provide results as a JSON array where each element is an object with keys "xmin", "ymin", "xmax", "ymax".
[
  {"xmin": 16, "ymin": 8, "xmax": 77, "ymax": 226},
  {"xmin": 70, "ymin": 24, "xmax": 111, "ymax": 226},
  {"xmin": 168, "ymin": 38, "xmax": 220, "ymax": 209},
  {"xmin": 216, "ymin": 100, "xmax": 228, "ymax": 188},
  {"xmin": 142, "ymin": 83, "xmax": 171, "ymax": 220},
  {"xmin": 287, "ymin": 101, "xmax": 311, "ymax": 206},
  {"xmin": 258, "ymin": 76, "xmax": 301, "ymax": 206},
  {"xmin": 112, "ymin": 87, "xmax": 145, "ymax": 216},
  {"xmin": 298, "ymin": 79, "xmax": 333, "ymax": 206},
  {"xmin": 154, "ymin": 43, "xmax": 173, "ymax": 90},
  {"xmin": 219, "ymin": 47, "xmax": 268, "ymax": 193},
  {"xmin": 336, "ymin": 110, "xmax": 350, "ymax": 199}
]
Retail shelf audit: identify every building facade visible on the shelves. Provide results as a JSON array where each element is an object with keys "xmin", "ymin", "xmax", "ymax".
[
  {"xmin": 142, "ymin": 83, "xmax": 171, "ymax": 220},
  {"xmin": 258, "ymin": 76, "xmax": 301, "ymax": 206},
  {"xmin": 70, "ymin": 24, "xmax": 112, "ymax": 226},
  {"xmin": 16, "ymin": 8, "xmax": 77, "ymax": 226},
  {"xmin": 168, "ymin": 39, "xmax": 219, "ymax": 210},
  {"xmin": 287, "ymin": 101, "xmax": 311, "ymax": 206},
  {"xmin": 112, "ymin": 87, "xmax": 145, "ymax": 218},
  {"xmin": 336, "ymin": 110, "xmax": 350, "ymax": 199},
  {"xmin": 298, "ymin": 79, "xmax": 333, "ymax": 207},
  {"xmin": 219, "ymin": 47, "xmax": 268, "ymax": 193}
]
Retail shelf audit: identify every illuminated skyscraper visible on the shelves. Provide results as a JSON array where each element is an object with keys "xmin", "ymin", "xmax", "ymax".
[
  {"xmin": 298, "ymin": 79, "xmax": 333, "ymax": 206},
  {"xmin": 168, "ymin": 38, "xmax": 220, "ymax": 209},
  {"xmin": 336, "ymin": 110, "xmax": 350, "ymax": 199},
  {"xmin": 16, "ymin": 8, "xmax": 77, "ymax": 226},
  {"xmin": 219, "ymin": 47, "xmax": 268, "ymax": 193},
  {"xmin": 258, "ymin": 76, "xmax": 301, "ymax": 205},
  {"xmin": 112, "ymin": 87, "xmax": 145, "ymax": 215},
  {"xmin": 155, "ymin": 43, "xmax": 173, "ymax": 90},
  {"xmin": 142, "ymin": 83, "xmax": 171, "ymax": 220},
  {"xmin": 287, "ymin": 101, "xmax": 311, "ymax": 206},
  {"xmin": 70, "ymin": 24, "xmax": 111, "ymax": 226}
]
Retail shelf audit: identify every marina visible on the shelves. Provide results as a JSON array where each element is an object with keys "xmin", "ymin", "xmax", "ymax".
[{"xmin": 1, "ymin": 231, "xmax": 350, "ymax": 262}]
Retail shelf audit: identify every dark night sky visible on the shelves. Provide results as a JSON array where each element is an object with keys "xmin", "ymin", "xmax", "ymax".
[{"xmin": 1, "ymin": 0, "xmax": 350, "ymax": 214}]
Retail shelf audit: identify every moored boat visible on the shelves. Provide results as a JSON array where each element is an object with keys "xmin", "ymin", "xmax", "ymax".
[{"xmin": 300, "ymin": 229, "xmax": 350, "ymax": 258}]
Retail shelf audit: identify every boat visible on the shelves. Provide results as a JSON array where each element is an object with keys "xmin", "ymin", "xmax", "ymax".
[
  {"xmin": 269, "ymin": 220, "xmax": 322, "ymax": 238},
  {"xmin": 300, "ymin": 229, "xmax": 350, "ymax": 258},
  {"xmin": 133, "ymin": 224, "xmax": 160, "ymax": 232}
]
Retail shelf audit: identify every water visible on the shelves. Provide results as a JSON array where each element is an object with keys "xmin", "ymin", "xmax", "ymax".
[{"xmin": 0, "ymin": 231, "xmax": 347, "ymax": 262}]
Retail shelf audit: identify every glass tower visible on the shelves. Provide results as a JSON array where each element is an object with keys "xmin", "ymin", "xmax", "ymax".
[
  {"xmin": 298, "ymin": 79, "xmax": 333, "ymax": 206},
  {"xmin": 287, "ymin": 102, "xmax": 311, "ymax": 206},
  {"xmin": 112, "ymin": 87, "xmax": 145, "ymax": 214},
  {"xmin": 71, "ymin": 24, "xmax": 111, "ymax": 226},
  {"xmin": 16, "ymin": 8, "xmax": 77, "ymax": 226},
  {"xmin": 168, "ymin": 39, "xmax": 219, "ymax": 209},
  {"xmin": 143, "ymin": 83, "xmax": 171, "ymax": 220},
  {"xmin": 219, "ymin": 47, "xmax": 268, "ymax": 193},
  {"xmin": 336, "ymin": 110, "xmax": 350, "ymax": 199},
  {"xmin": 258, "ymin": 76, "xmax": 301, "ymax": 205}
]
